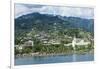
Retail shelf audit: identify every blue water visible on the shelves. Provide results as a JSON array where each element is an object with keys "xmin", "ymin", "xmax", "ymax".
[{"xmin": 15, "ymin": 54, "xmax": 94, "ymax": 65}]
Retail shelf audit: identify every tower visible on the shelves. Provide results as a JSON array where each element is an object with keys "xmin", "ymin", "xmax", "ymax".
[{"xmin": 72, "ymin": 36, "xmax": 76, "ymax": 50}]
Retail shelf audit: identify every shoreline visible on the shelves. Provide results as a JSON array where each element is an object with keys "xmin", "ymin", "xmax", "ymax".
[{"xmin": 15, "ymin": 49, "xmax": 94, "ymax": 58}]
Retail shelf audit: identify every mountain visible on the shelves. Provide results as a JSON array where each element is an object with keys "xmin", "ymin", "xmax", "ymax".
[{"xmin": 15, "ymin": 12, "xmax": 94, "ymax": 36}]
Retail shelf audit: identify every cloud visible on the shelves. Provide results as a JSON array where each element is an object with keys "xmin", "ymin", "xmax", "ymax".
[
  {"xmin": 15, "ymin": 4, "xmax": 94, "ymax": 19},
  {"xmin": 15, "ymin": 4, "xmax": 29, "ymax": 18}
]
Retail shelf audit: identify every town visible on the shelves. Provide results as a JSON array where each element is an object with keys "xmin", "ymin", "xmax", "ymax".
[{"xmin": 15, "ymin": 28, "xmax": 94, "ymax": 57}]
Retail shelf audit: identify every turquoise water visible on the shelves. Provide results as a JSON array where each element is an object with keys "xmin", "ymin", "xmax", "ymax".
[{"xmin": 15, "ymin": 54, "xmax": 94, "ymax": 65}]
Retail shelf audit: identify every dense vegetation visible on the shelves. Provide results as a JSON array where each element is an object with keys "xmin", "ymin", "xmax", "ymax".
[
  {"xmin": 15, "ymin": 13, "xmax": 94, "ymax": 37},
  {"xmin": 15, "ymin": 43, "xmax": 94, "ymax": 55}
]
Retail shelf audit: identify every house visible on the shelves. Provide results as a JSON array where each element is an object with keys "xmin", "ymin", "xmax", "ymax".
[
  {"xmin": 15, "ymin": 40, "xmax": 34, "ymax": 50},
  {"xmin": 48, "ymin": 39, "xmax": 61, "ymax": 45},
  {"xmin": 24, "ymin": 40, "xmax": 34, "ymax": 47}
]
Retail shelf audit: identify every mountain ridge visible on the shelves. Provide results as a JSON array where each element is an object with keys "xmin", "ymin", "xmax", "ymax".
[{"xmin": 15, "ymin": 12, "xmax": 94, "ymax": 37}]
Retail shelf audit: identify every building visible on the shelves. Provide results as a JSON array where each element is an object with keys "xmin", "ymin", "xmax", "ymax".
[
  {"xmin": 48, "ymin": 39, "xmax": 61, "ymax": 45},
  {"xmin": 15, "ymin": 40, "xmax": 34, "ymax": 50},
  {"xmin": 24, "ymin": 40, "xmax": 34, "ymax": 47},
  {"xmin": 64, "ymin": 37, "xmax": 90, "ymax": 48},
  {"xmin": 72, "ymin": 37, "xmax": 90, "ymax": 47}
]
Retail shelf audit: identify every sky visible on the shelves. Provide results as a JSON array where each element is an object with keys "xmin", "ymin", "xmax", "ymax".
[{"xmin": 15, "ymin": 3, "xmax": 94, "ymax": 19}]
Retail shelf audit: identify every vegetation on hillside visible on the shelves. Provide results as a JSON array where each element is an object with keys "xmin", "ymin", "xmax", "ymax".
[{"xmin": 15, "ymin": 13, "xmax": 94, "ymax": 56}]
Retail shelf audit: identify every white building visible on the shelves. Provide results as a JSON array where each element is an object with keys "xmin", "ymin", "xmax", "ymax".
[
  {"xmin": 24, "ymin": 40, "xmax": 34, "ymax": 47},
  {"xmin": 72, "ymin": 37, "xmax": 90, "ymax": 47},
  {"xmin": 64, "ymin": 37, "xmax": 90, "ymax": 48},
  {"xmin": 15, "ymin": 40, "xmax": 34, "ymax": 50},
  {"xmin": 48, "ymin": 39, "xmax": 61, "ymax": 45}
]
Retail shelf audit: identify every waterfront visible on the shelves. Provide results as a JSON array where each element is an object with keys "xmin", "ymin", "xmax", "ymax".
[{"xmin": 15, "ymin": 53, "xmax": 94, "ymax": 65}]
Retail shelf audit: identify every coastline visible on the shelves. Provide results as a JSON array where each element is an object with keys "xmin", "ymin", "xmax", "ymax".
[{"xmin": 15, "ymin": 49, "xmax": 94, "ymax": 58}]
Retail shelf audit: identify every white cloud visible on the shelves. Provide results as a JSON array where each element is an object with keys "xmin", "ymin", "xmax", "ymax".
[
  {"xmin": 15, "ymin": 4, "xmax": 94, "ymax": 19},
  {"xmin": 15, "ymin": 4, "xmax": 29, "ymax": 18}
]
